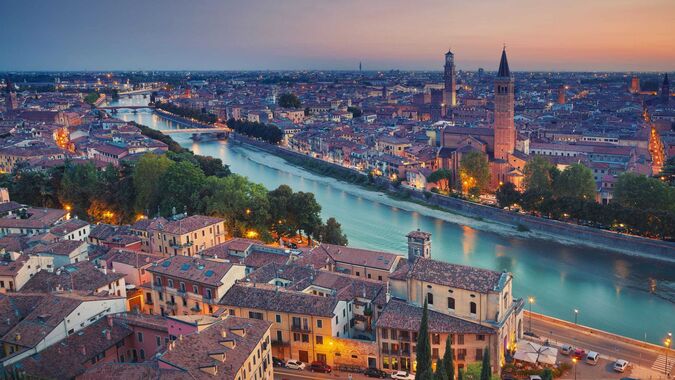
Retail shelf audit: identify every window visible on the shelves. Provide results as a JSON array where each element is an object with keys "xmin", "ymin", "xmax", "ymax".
[
  {"xmin": 275, "ymin": 314, "xmax": 281, "ymax": 323},
  {"xmin": 381, "ymin": 328, "xmax": 388, "ymax": 339},
  {"xmin": 276, "ymin": 331, "xmax": 282, "ymax": 342},
  {"xmin": 355, "ymin": 271, "xmax": 360, "ymax": 276},
  {"xmin": 475, "ymin": 348, "xmax": 483, "ymax": 360},
  {"xmin": 432, "ymin": 334, "xmax": 440, "ymax": 345},
  {"xmin": 179, "ymin": 282, "xmax": 186, "ymax": 292},
  {"xmin": 140, "ymin": 349, "xmax": 145, "ymax": 360},
  {"xmin": 249, "ymin": 311, "xmax": 263, "ymax": 320},
  {"xmin": 156, "ymin": 336, "xmax": 162, "ymax": 347},
  {"xmin": 432, "ymin": 348, "xmax": 439, "ymax": 359},
  {"xmin": 293, "ymin": 333, "xmax": 300, "ymax": 342},
  {"xmin": 205, "ymin": 289, "xmax": 212, "ymax": 300},
  {"xmin": 390, "ymin": 329, "xmax": 397, "ymax": 340},
  {"xmin": 317, "ymin": 319, "xmax": 322, "ymax": 328},
  {"xmin": 470, "ymin": 302, "xmax": 477, "ymax": 315},
  {"xmin": 477, "ymin": 334, "xmax": 485, "ymax": 341},
  {"xmin": 301, "ymin": 334, "xmax": 309, "ymax": 343},
  {"xmin": 316, "ymin": 335, "xmax": 323, "ymax": 345},
  {"xmin": 457, "ymin": 334, "xmax": 464, "ymax": 345},
  {"xmin": 427, "ymin": 292, "xmax": 434, "ymax": 305},
  {"xmin": 167, "ymin": 279, "xmax": 173, "ymax": 288},
  {"xmin": 137, "ymin": 332, "xmax": 143, "ymax": 342},
  {"xmin": 193, "ymin": 285, "xmax": 199, "ymax": 294},
  {"xmin": 448, "ymin": 297, "xmax": 455, "ymax": 310}
]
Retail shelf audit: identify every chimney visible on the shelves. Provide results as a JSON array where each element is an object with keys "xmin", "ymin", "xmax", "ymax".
[
  {"xmin": 220, "ymin": 329, "xmax": 227, "ymax": 338},
  {"xmin": 80, "ymin": 344, "xmax": 86, "ymax": 356},
  {"xmin": 179, "ymin": 334, "xmax": 183, "ymax": 341},
  {"xmin": 105, "ymin": 329, "xmax": 111, "ymax": 340},
  {"xmin": 107, "ymin": 315, "xmax": 113, "ymax": 327}
]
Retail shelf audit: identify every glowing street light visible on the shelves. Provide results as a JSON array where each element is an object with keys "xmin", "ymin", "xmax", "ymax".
[
  {"xmin": 528, "ymin": 296, "xmax": 535, "ymax": 334},
  {"xmin": 574, "ymin": 309, "xmax": 579, "ymax": 325},
  {"xmin": 665, "ymin": 332, "xmax": 672, "ymax": 377},
  {"xmin": 572, "ymin": 357, "xmax": 577, "ymax": 380}
]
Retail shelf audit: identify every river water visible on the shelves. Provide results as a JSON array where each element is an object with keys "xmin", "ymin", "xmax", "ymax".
[{"xmin": 107, "ymin": 96, "xmax": 674, "ymax": 344}]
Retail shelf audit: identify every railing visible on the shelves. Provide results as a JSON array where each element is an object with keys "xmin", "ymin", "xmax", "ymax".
[{"xmin": 290, "ymin": 324, "xmax": 311, "ymax": 333}]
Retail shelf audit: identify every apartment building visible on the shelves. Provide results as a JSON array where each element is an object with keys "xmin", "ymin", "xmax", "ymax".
[{"xmin": 148, "ymin": 215, "xmax": 227, "ymax": 257}]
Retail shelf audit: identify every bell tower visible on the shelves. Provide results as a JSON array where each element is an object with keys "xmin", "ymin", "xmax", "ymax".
[
  {"xmin": 407, "ymin": 229, "xmax": 431, "ymax": 262},
  {"xmin": 493, "ymin": 48, "xmax": 515, "ymax": 161},
  {"xmin": 444, "ymin": 49, "xmax": 457, "ymax": 110}
]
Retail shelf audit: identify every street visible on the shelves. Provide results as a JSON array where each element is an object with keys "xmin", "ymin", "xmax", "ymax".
[
  {"xmin": 274, "ymin": 368, "xmax": 372, "ymax": 380},
  {"xmin": 529, "ymin": 314, "xmax": 672, "ymax": 377}
]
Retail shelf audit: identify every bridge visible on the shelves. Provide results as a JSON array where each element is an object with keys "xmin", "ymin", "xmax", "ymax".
[
  {"xmin": 97, "ymin": 105, "xmax": 156, "ymax": 111},
  {"xmin": 160, "ymin": 128, "xmax": 230, "ymax": 135},
  {"xmin": 118, "ymin": 88, "xmax": 162, "ymax": 96}
]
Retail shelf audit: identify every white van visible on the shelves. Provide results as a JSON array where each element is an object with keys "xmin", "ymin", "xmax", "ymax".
[{"xmin": 586, "ymin": 351, "xmax": 600, "ymax": 365}]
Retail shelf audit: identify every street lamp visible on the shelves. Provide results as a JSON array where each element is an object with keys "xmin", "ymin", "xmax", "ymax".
[
  {"xmin": 574, "ymin": 309, "xmax": 579, "ymax": 325},
  {"xmin": 528, "ymin": 296, "xmax": 535, "ymax": 334},
  {"xmin": 572, "ymin": 357, "xmax": 577, "ymax": 380},
  {"xmin": 665, "ymin": 332, "xmax": 672, "ymax": 377}
]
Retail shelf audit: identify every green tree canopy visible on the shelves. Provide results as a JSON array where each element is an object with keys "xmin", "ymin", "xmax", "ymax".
[
  {"xmin": 59, "ymin": 161, "xmax": 99, "ymax": 218},
  {"xmin": 133, "ymin": 153, "xmax": 173, "ymax": 213},
  {"xmin": 524, "ymin": 156, "xmax": 558, "ymax": 193},
  {"xmin": 459, "ymin": 151, "xmax": 490, "ymax": 194},
  {"xmin": 317, "ymin": 217, "xmax": 348, "ymax": 245},
  {"xmin": 553, "ymin": 163, "xmax": 596, "ymax": 200},
  {"xmin": 442, "ymin": 335, "xmax": 454, "ymax": 380},
  {"xmin": 496, "ymin": 182, "xmax": 522, "ymax": 209},
  {"xmin": 434, "ymin": 358, "xmax": 449, "ymax": 380},
  {"xmin": 157, "ymin": 160, "xmax": 206, "ymax": 215},
  {"xmin": 278, "ymin": 93, "xmax": 301, "ymax": 108},
  {"xmin": 614, "ymin": 172, "xmax": 675, "ymax": 212},
  {"xmin": 427, "ymin": 169, "xmax": 453, "ymax": 192},
  {"xmin": 479, "ymin": 347, "xmax": 491, "ymax": 380}
]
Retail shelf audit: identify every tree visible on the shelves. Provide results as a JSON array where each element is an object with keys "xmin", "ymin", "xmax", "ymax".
[
  {"xmin": 553, "ymin": 163, "xmax": 595, "ymax": 200},
  {"xmin": 59, "ymin": 162, "xmax": 99, "ymax": 218},
  {"xmin": 659, "ymin": 156, "xmax": 675, "ymax": 185},
  {"xmin": 278, "ymin": 93, "xmax": 301, "ymax": 108},
  {"xmin": 83, "ymin": 91, "xmax": 99, "ymax": 105},
  {"xmin": 268, "ymin": 185, "xmax": 295, "ymax": 237},
  {"xmin": 442, "ymin": 336, "xmax": 454, "ymax": 380},
  {"xmin": 541, "ymin": 368, "xmax": 553, "ymax": 380},
  {"xmin": 524, "ymin": 156, "xmax": 557, "ymax": 193},
  {"xmin": 317, "ymin": 217, "xmax": 348, "ymax": 245},
  {"xmin": 133, "ymin": 153, "xmax": 173, "ymax": 213},
  {"xmin": 427, "ymin": 169, "xmax": 453, "ymax": 193},
  {"xmin": 347, "ymin": 106, "xmax": 362, "ymax": 118},
  {"xmin": 614, "ymin": 172, "xmax": 675, "ymax": 212},
  {"xmin": 459, "ymin": 151, "xmax": 490, "ymax": 194},
  {"xmin": 157, "ymin": 160, "xmax": 206, "ymax": 216},
  {"xmin": 434, "ymin": 358, "xmax": 449, "ymax": 380},
  {"xmin": 496, "ymin": 182, "xmax": 521, "ymax": 209},
  {"xmin": 415, "ymin": 300, "xmax": 432, "ymax": 380},
  {"xmin": 457, "ymin": 369, "xmax": 464, "ymax": 380},
  {"xmin": 479, "ymin": 347, "xmax": 491, "ymax": 380}
]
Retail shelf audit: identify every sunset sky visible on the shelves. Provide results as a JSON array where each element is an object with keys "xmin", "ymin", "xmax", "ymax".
[{"xmin": 1, "ymin": 0, "xmax": 673, "ymax": 72}]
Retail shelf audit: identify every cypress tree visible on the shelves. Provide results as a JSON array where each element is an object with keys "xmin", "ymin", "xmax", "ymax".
[
  {"xmin": 480, "ymin": 347, "xmax": 491, "ymax": 380},
  {"xmin": 457, "ymin": 368, "xmax": 464, "ymax": 380},
  {"xmin": 443, "ymin": 335, "xmax": 454, "ymax": 380},
  {"xmin": 434, "ymin": 358, "xmax": 448, "ymax": 380},
  {"xmin": 415, "ymin": 299, "xmax": 432, "ymax": 380}
]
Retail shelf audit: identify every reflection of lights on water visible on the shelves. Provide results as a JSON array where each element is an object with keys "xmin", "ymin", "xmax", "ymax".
[{"xmin": 649, "ymin": 278, "xmax": 657, "ymax": 293}]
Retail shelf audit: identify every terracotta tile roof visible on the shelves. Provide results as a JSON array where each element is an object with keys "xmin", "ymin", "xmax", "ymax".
[
  {"xmin": 376, "ymin": 299, "xmax": 495, "ymax": 335},
  {"xmin": 149, "ymin": 215, "xmax": 224, "ymax": 235},
  {"xmin": 0, "ymin": 234, "xmax": 30, "ymax": 252},
  {"xmin": 0, "ymin": 207, "xmax": 67, "ymax": 230},
  {"xmin": 0, "ymin": 294, "xmax": 44, "ymax": 337},
  {"xmin": 200, "ymin": 238, "xmax": 262, "ymax": 259},
  {"xmin": 0, "ymin": 201, "xmax": 23, "ymax": 215},
  {"xmin": 21, "ymin": 261, "xmax": 124, "ymax": 294},
  {"xmin": 309, "ymin": 243, "xmax": 401, "ymax": 271},
  {"xmin": 390, "ymin": 257, "xmax": 504, "ymax": 294},
  {"xmin": 146, "ymin": 256, "xmax": 240, "ymax": 287},
  {"xmin": 101, "ymin": 249, "xmax": 163, "ymax": 268},
  {"xmin": 219, "ymin": 282, "xmax": 338, "ymax": 317},
  {"xmin": 13, "ymin": 317, "xmax": 133, "ymax": 379},
  {"xmin": 25, "ymin": 239, "xmax": 86, "ymax": 257},
  {"xmin": 49, "ymin": 219, "xmax": 89, "ymax": 236},
  {"xmin": 159, "ymin": 316, "xmax": 272, "ymax": 380},
  {"xmin": 80, "ymin": 361, "xmax": 186, "ymax": 380}
]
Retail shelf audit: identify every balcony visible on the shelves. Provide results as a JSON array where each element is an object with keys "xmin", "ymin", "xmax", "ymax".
[
  {"xmin": 271, "ymin": 339, "xmax": 289, "ymax": 347},
  {"xmin": 170, "ymin": 241, "xmax": 194, "ymax": 249}
]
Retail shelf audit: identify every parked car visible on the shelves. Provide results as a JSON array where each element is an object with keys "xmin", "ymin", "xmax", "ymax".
[
  {"xmin": 560, "ymin": 344, "xmax": 573, "ymax": 355},
  {"xmin": 285, "ymin": 359, "xmax": 305, "ymax": 370},
  {"xmin": 614, "ymin": 359, "xmax": 631, "ymax": 372},
  {"xmin": 272, "ymin": 357, "xmax": 285, "ymax": 367},
  {"xmin": 529, "ymin": 376, "xmax": 542, "ymax": 380},
  {"xmin": 572, "ymin": 348, "xmax": 586, "ymax": 360},
  {"xmin": 586, "ymin": 351, "xmax": 600, "ymax": 365},
  {"xmin": 364, "ymin": 367, "xmax": 389, "ymax": 378},
  {"xmin": 308, "ymin": 361, "xmax": 332, "ymax": 373},
  {"xmin": 391, "ymin": 371, "xmax": 415, "ymax": 380}
]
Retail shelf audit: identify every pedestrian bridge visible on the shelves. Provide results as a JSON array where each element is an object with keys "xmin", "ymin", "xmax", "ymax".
[{"xmin": 160, "ymin": 128, "xmax": 230, "ymax": 135}]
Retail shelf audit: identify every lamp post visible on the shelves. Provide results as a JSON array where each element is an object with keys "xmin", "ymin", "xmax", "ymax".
[
  {"xmin": 665, "ymin": 332, "xmax": 672, "ymax": 378},
  {"xmin": 572, "ymin": 357, "xmax": 577, "ymax": 380},
  {"xmin": 574, "ymin": 309, "xmax": 579, "ymax": 325},
  {"xmin": 528, "ymin": 296, "xmax": 535, "ymax": 334}
]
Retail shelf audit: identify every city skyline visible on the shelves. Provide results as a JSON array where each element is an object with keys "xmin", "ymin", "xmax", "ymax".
[{"xmin": 2, "ymin": 0, "xmax": 674, "ymax": 72}]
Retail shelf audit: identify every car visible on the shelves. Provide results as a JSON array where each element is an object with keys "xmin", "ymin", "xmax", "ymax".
[
  {"xmin": 529, "ymin": 376, "xmax": 543, "ymax": 380},
  {"xmin": 391, "ymin": 371, "xmax": 415, "ymax": 380},
  {"xmin": 285, "ymin": 359, "xmax": 305, "ymax": 370},
  {"xmin": 571, "ymin": 348, "xmax": 586, "ymax": 360},
  {"xmin": 272, "ymin": 357, "xmax": 285, "ymax": 367},
  {"xmin": 614, "ymin": 359, "xmax": 631, "ymax": 372},
  {"xmin": 585, "ymin": 351, "xmax": 600, "ymax": 365},
  {"xmin": 560, "ymin": 344, "xmax": 573, "ymax": 355},
  {"xmin": 308, "ymin": 361, "xmax": 332, "ymax": 373},
  {"xmin": 364, "ymin": 367, "xmax": 389, "ymax": 378}
]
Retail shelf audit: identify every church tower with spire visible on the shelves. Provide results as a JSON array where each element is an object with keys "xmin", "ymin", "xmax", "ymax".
[
  {"xmin": 443, "ymin": 48, "xmax": 457, "ymax": 110},
  {"xmin": 661, "ymin": 73, "xmax": 670, "ymax": 105},
  {"xmin": 493, "ymin": 48, "xmax": 515, "ymax": 161},
  {"xmin": 4, "ymin": 79, "xmax": 18, "ymax": 112}
]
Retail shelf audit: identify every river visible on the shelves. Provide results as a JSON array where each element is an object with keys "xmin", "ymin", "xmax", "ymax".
[{"xmin": 106, "ymin": 95, "xmax": 674, "ymax": 345}]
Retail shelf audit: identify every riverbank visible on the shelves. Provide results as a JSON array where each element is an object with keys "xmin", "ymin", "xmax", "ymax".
[{"xmin": 229, "ymin": 132, "xmax": 675, "ymax": 262}]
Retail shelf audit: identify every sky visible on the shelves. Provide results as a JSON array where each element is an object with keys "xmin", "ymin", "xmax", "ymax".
[{"xmin": 1, "ymin": 0, "xmax": 674, "ymax": 72}]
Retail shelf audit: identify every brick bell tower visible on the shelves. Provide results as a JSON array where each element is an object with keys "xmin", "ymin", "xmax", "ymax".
[
  {"xmin": 444, "ymin": 48, "xmax": 457, "ymax": 111},
  {"xmin": 493, "ymin": 48, "xmax": 515, "ymax": 161}
]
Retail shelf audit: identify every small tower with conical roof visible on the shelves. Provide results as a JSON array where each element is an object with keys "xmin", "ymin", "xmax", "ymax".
[{"xmin": 493, "ymin": 48, "xmax": 515, "ymax": 161}]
